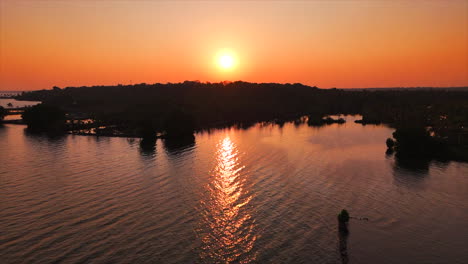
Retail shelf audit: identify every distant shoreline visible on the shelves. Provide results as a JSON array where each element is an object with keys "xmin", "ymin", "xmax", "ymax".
[
  {"xmin": 2, "ymin": 86, "xmax": 468, "ymax": 94},
  {"xmin": 343, "ymin": 87, "xmax": 468, "ymax": 91}
]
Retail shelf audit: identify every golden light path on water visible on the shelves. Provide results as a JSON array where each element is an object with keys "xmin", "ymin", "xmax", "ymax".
[
  {"xmin": 199, "ymin": 136, "xmax": 256, "ymax": 263},
  {"xmin": 2, "ymin": 117, "xmax": 468, "ymax": 263}
]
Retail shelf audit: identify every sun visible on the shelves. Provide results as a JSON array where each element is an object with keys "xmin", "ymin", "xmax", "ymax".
[
  {"xmin": 217, "ymin": 52, "xmax": 236, "ymax": 70},
  {"xmin": 219, "ymin": 55, "xmax": 234, "ymax": 69}
]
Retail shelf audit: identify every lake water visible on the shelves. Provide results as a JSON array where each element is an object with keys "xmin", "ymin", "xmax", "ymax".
[
  {"xmin": 1, "ymin": 116, "xmax": 467, "ymax": 264},
  {"xmin": 0, "ymin": 98, "xmax": 40, "ymax": 109}
]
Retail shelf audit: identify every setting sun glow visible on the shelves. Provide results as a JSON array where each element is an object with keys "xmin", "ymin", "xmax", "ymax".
[
  {"xmin": 218, "ymin": 53, "xmax": 236, "ymax": 70},
  {"xmin": 0, "ymin": 1, "xmax": 467, "ymax": 90}
]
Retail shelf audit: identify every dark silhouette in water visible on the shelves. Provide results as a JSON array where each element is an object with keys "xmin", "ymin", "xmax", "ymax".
[
  {"xmin": 394, "ymin": 153, "xmax": 431, "ymax": 174},
  {"xmin": 308, "ymin": 115, "xmax": 346, "ymax": 126},
  {"xmin": 139, "ymin": 138, "xmax": 157, "ymax": 156},
  {"xmin": 337, "ymin": 209, "xmax": 350, "ymax": 233},
  {"xmin": 386, "ymin": 138, "xmax": 395, "ymax": 149},
  {"xmin": 337, "ymin": 209, "xmax": 350, "ymax": 264},
  {"xmin": 387, "ymin": 119, "xmax": 467, "ymax": 170},
  {"xmin": 323, "ymin": 116, "xmax": 346, "ymax": 124},
  {"xmin": 0, "ymin": 106, "xmax": 5, "ymax": 121},
  {"xmin": 22, "ymin": 104, "xmax": 66, "ymax": 132},
  {"xmin": 23, "ymin": 126, "xmax": 67, "ymax": 141},
  {"xmin": 163, "ymin": 135, "xmax": 195, "ymax": 155}
]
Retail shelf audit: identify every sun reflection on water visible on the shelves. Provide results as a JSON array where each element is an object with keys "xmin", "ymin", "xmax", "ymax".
[{"xmin": 199, "ymin": 136, "xmax": 256, "ymax": 263}]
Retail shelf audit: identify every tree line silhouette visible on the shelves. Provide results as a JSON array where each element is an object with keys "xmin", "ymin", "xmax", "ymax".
[{"xmin": 14, "ymin": 81, "xmax": 468, "ymax": 160}]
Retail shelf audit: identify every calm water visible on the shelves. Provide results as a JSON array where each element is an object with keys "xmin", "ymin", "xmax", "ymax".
[
  {"xmin": 0, "ymin": 98, "xmax": 40, "ymax": 109},
  {"xmin": 1, "ymin": 116, "xmax": 467, "ymax": 264}
]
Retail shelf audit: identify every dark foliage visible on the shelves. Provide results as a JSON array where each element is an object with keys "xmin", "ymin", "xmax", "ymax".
[
  {"xmin": 0, "ymin": 106, "xmax": 5, "ymax": 120},
  {"xmin": 22, "ymin": 104, "xmax": 66, "ymax": 131},
  {"xmin": 137, "ymin": 119, "xmax": 157, "ymax": 140},
  {"xmin": 392, "ymin": 127, "xmax": 434, "ymax": 154},
  {"xmin": 323, "ymin": 116, "xmax": 346, "ymax": 124},
  {"xmin": 308, "ymin": 115, "xmax": 346, "ymax": 126},
  {"xmin": 386, "ymin": 138, "xmax": 395, "ymax": 149},
  {"xmin": 163, "ymin": 109, "xmax": 196, "ymax": 138},
  {"xmin": 14, "ymin": 82, "xmax": 468, "ymax": 162},
  {"xmin": 16, "ymin": 82, "xmax": 468, "ymax": 132}
]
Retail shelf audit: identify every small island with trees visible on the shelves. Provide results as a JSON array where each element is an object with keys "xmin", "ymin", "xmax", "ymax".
[{"xmin": 7, "ymin": 81, "xmax": 468, "ymax": 163}]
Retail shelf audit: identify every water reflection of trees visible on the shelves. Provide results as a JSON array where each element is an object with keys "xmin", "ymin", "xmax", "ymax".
[
  {"xmin": 23, "ymin": 127, "xmax": 67, "ymax": 142},
  {"xmin": 392, "ymin": 149, "xmax": 454, "ymax": 171},
  {"xmin": 162, "ymin": 135, "xmax": 195, "ymax": 155},
  {"xmin": 392, "ymin": 154, "xmax": 449, "ymax": 188},
  {"xmin": 139, "ymin": 138, "xmax": 156, "ymax": 157},
  {"xmin": 388, "ymin": 149, "xmax": 430, "ymax": 188}
]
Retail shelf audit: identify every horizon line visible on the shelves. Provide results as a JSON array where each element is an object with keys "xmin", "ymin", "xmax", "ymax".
[{"xmin": 2, "ymin": 81, "xmax": 468, "ymax": 92}]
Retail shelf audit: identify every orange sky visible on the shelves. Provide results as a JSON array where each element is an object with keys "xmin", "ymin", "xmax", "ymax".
[{"xmin": 1, "ymin": 0, "xmax": 467, "ymax": 90}]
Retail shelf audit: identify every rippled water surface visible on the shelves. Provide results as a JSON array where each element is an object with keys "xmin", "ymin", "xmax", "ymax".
[
  {"xmin": 0, "ymin": 98, "xmax": 40, "ymax": 108},
  {"xmin": 1, "ymin": 116, "xmax": 468, "ymax": 264}
]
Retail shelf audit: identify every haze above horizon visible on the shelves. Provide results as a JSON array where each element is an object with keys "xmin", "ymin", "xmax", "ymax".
[{"xmin": 1, "ymin": 0, "xmax": 467, "ymax": 91}]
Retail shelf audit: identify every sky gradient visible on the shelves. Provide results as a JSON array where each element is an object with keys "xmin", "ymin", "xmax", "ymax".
[{"xmin": 1, "ymin": 0, "xmax": 467, "ymax": 91}]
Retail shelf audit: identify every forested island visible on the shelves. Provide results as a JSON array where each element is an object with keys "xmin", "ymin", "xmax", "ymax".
[{"xmin": 10, "ymin": 81, "xmax": 468, "ymax": 162}]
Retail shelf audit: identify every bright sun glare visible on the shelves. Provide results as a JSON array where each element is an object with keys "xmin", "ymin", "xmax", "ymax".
[{"xmin": 218, "ymin": 53, "xmax": 235, "ymax": 70}]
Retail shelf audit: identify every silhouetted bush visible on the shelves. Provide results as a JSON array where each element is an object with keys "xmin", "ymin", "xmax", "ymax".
[
  {"xmin": 392, "ymin": 127, "xmax": 435, "ymax": 154},
  {"xmin": 386, "ymin": 138, "xmax": 395, "ymax": 149},
  {"xmin": 22, "ymin": 104, "xmax": 66, "ymax": 131},
  {"xmin": 308, "ymin": 115, "xmax": 346, "ymax": 126},
  {"xmin": 307, "ymin": 114, "xmax": 325, "ymax": 126},
  {"xmin": 323, "ymin": 117, "xmax": 335, "ymax": 124},
  {"xmin": 0, "ymin": 106, "xmax": 5, "ymax": 120}
]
